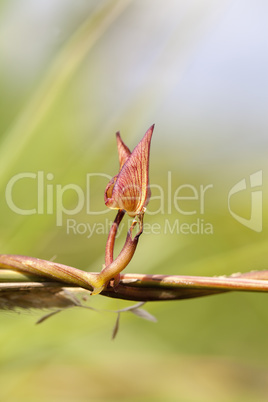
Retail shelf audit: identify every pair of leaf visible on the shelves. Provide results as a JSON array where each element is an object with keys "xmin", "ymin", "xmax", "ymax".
[{"xmin": 105, "ymin": 125, "xmax": 154, "ymax": 217}]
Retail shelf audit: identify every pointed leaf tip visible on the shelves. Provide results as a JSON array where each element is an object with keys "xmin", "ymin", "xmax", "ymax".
[
  {"xmin": 111, "ymin": 312, "xmax": 120, "ymax": 340},
  {"xmin": 116, "ymin": 131, "xmax": 131, "ymax": 170},
  {"xmin": 105, "ymin": 125, "xmax": 154, "ymax": 217},
  {"xmin": 130, "ymin": 308, "xmax": 157, "ymax": 322}
]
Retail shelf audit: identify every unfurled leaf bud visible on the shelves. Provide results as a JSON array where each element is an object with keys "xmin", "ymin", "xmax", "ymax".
[{"xmin": 104, "ymin": 125, "xmax": 154, "ymax": 217}]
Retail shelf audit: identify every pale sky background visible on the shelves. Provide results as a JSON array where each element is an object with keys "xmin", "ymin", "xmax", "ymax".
[{"xmin": 0, "ymin": 0, "xmax": 267, "ymax": 159}]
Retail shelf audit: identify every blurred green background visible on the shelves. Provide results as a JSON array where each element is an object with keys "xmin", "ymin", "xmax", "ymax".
[{"xmin": 0, "ymin": 0, "xmax": 267, "ymax": 401}]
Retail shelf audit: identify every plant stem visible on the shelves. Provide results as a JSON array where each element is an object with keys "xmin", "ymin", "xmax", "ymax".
[
  {"xmin": 1, "ymin": 255, "xmax": 268, "ymax": 302},
  {"xmin": 0, "ymin": 254, "xmax": 98, "ymax": 291},
  {"xmin": 105, "ymin": 209, "xmax": 125, "ymax": 266},
  {"xmin": 0, "ymin": 214, "xmax": 142, "ymax": 296},
  {"xmin": 92, "ymin": 220, "xmax": 141, "ymax": 294}
]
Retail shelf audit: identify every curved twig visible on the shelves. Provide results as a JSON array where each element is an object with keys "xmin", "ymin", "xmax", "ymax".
[{"xmin": 0, "ymin": 254, "xmax": 268, "ymax": 303}]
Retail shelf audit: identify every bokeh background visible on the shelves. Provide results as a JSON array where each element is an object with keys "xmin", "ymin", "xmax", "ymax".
[{"xmin": 0, "ymin": 0, "xmax": 267, "ymax": 401}]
